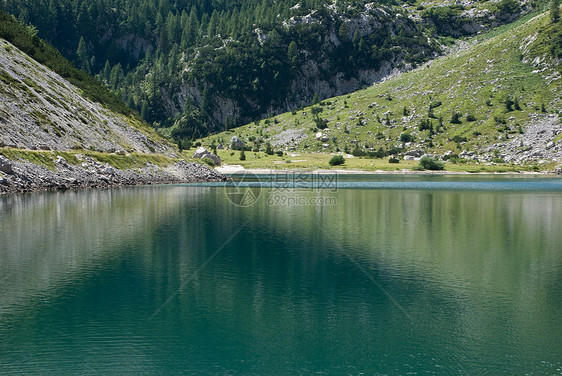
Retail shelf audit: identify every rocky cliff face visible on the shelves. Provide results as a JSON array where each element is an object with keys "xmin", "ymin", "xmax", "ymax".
[
  {"xmin": 0, "ymin": 39, "xmax": 227, "ymax": 194},
  {"xmin": 0, "ymin": 39, "xmax": 170, "ymax": 155},
  {"xmin": 164, "ymin": 4, "xmax": 438, "ymax": 134},
  {"xmin": 159, "ymin": 1, "xmax": 529, "ymax": 136}
]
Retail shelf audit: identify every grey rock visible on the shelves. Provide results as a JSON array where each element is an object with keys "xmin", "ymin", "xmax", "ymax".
[
  {"xmin": 1, "ymin": 157, "xmax": 228, "ymax": 195},
  {"xmin": 229, "ymin": 136, "xmax": 246, "ymax": 150},
  {"xmin": 404, "ymin": 150, "xmax": 423, "ymax": 158},
  {"xmin": 193, "ymin": 147, "xmax": 222, "ymax": 166},
  {"xmin": 102, "ymin": 167, "xmax": 115, "ymax": 175},
  {"xmin": 55, "ymin": 156, "xmax": 67, "ymax": 165},
  {"xmin": 0, "ymin": 157, "xmax": 13, "ymax": 174}
]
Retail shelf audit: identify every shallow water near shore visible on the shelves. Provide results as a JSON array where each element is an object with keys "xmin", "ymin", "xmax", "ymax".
[{"xmin": 1, "ymin": 175, "xmax": 561, "ymax": 374}]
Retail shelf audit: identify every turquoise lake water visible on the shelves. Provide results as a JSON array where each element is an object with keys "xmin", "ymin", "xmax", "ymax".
[{"xmin": 1, "ymin": 174, "xmax": 561, "ymax": 375}]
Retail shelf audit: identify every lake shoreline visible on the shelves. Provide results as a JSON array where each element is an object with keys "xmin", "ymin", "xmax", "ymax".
[
  {"xmin": 216, "ymin": 164, "xmax": 562, "ymax": 176},
  {"xmin": 0, "ymin": 155, "xmax": 228, "ymax": 195}
]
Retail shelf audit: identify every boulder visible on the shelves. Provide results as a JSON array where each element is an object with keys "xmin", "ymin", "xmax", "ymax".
[
  {"xmin": 193, "ymin": 147, "xmax": 221, "ymax": 166},
  {"xmin": 229, "ymin": 136, "xmax": 246, "ymax": 150},
  {"xmin": 102, "ymin": 166, "xmax": 115, "ymax": 175},
  {"xmin": 404, "ymin": 150, "xmax": 423, "ymax": 158},
  {"xmin": 55, "ymin": 156, "xmax": 67, "ymax": 165},
  {"xmin": 0, "ymin": 156, "xmax": 13, "ymax": 174},
  {"xmin": 315, "ymin": 132, "xmax": 323, "ymax": 140}
]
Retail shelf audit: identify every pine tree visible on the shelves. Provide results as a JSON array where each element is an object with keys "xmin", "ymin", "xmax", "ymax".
[
  {"xmin": 338, "ymin": 22, "xmax": 349, "ymax": 42},
  {"xmin": 287, "ymin": 41, "xmax": 298, "ymax": 68},
  {"xmin": 109, "ymin": 64, "xmax": 124, "ymax": 90},
  {"xmin": 102, "ymin": 60, "xmax": 111, "ymax": 84},
  {"xmin": 76, "ymin": 36, "xmax": 90, "ymax": 73},
  {"xmin": 352, "ymin": 29, "xmax": 361, "ymax": 47},
  {"xmin": 312, "ymin": 92, "xmax": 320, "ymax": 105},
  {"xmin": 202, "ymin": 87, "xmax": 211, "ymax": 114},
  {"xmin": 551, "ymin": 0, "xmax": 560, "ymax": 23}
]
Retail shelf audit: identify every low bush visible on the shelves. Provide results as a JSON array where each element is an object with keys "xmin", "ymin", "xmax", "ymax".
[
  {"xmin": 419, "ymin": 156, "xmax": 444, "ymax": 170},
  {"xmin": 329, "ymin": 155, "xmax": 345, "ymax": 166},
  {"xmin": 201, "ymin": 157, "xmax": 215, "ymax": 167},
  {"xmin": 400, "ymin": 132, "xmax": 414, "ymax": 143}
]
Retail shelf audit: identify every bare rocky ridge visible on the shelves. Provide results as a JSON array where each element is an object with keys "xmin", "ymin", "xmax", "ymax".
[{"xmin": 0, "ymin": 39, "xmax": 171, "ymax": 155}]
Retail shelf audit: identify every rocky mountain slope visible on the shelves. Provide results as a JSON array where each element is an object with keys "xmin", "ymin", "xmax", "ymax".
[
  {"xmin": 199, "ymin": 10, "xmax": 562, "ymax": 169},
  {"xmin": 0, "ymin": 38, "xmax": 168, "ymax": 154},
  {"xmin": 0, "ymin": 38, "xmax": 225, "ymax": 194}
]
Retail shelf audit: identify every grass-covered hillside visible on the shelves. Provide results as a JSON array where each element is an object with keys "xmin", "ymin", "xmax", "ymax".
[
  {"xmin": 3, "ymin": 0, "xmax": 534, "ymax": 139},
  {"xmin": 197, "ymin": 10, "xmax": 562, "ymax": 171}
]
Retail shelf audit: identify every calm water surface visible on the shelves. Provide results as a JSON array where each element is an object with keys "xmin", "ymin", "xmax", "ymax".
[{"xmin": 1, "ymin": 175, "xmax": 561, "ymax": 375}]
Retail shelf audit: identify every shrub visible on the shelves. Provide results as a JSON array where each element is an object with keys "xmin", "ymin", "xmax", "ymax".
[
  {"xmin": 265, "ymin": 142, "xmax": 274, "ymax": 155},
  {"xmin": 239, "ymin": 149, "xmax": 246, "ymax": 161},
  {"xmin": 329, "ymin": 155, "xmax": 345, "ymax": 166},
  {"xmin": 494, "ymin": 0, "xmax": 520, "ymax": 14},
  {"xmin": 494, "ymin": 115, "xmax": 506, "ymax": 125},
  {"xmin": 419, "ymin": 118, "xmax": 434, "ymax": 131},
  {"xmin": 451, "ymin": 112, "xmax": 462, "ymax": 124},
  {"xmin": 419, "ymin": 156, "xmax": 444, "ymax": 170},
  {"xmin": 389, "ymin": 157, "xmax": 400, "ymax": 164},
  {"xmin": 352, "ymin": 144, "xmax": 367, "ymax": 157},
  {"xmin": 275, "ymin": 150, "xmax": 284, "ymax": 157},
  {"xmin": 466, "ymin": 114, "xmax": 476, "ymax": 122},
  {"xmin": 201, "ymin": 157, "xmax": 215, "ymax": 167},
  {"xmin": 505, "ymin": 97, "xmax": 514, "ymax": 112},
  {"xmin": 400, "ymin": 132, "xmax": 414, "ymax": 143}
]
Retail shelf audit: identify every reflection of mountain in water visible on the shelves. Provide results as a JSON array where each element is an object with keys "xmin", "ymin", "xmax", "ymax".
[{"xmin": 0, "ymin": 186, "xmax": 211, "ymax": 311}]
